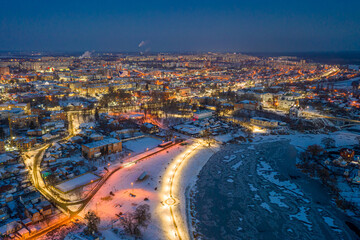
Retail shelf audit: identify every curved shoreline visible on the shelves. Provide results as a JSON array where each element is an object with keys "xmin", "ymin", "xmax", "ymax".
[
  {"xmin": 160, "ymin": 140, "xmax": 220, "ymax": 240},
  {"xmin": 180, "ymin": 143, "xmax": 220, "ymax": 240}
]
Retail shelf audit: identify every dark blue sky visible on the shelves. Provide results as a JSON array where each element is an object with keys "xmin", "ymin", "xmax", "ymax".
[{"xmin": 1, "ymin": 0, "xmax": 359, "ymax": 52}]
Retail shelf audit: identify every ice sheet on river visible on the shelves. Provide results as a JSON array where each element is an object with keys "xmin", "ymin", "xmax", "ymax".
[{"xmin": 257, "ymin": 160, "xmax": 304, "ymax": 197}]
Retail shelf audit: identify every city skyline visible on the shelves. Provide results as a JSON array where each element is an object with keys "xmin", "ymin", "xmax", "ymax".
[{"xmin": 2, "ymin": 1, "xmax": 360, "ymax": 239}]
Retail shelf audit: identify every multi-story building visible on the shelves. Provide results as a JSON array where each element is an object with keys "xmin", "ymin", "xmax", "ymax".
[
  {"xmin": 234, "ymin": 100, "xmax": 259, "ymax": 111},
  {"xmin": 0, "ymin": 102, "xmax": 31, "ymax": 114},
  {"xmin": 82, "ymin": 138, "xmax": 122, "ymax": 159},
  {"xmin": 250, "ymin": 117, "xmax": 279, "ymax": 128},
  {"xmin": 11, "ymin": 137, "xmax": 37, "ymax": 151},
  {"xmin": 10, "ymin": 115, "xmax": 39, "ymax": 129},
  {"xmin": 50, "ymin": 111, "xmax": 66, "ymax": 121}
]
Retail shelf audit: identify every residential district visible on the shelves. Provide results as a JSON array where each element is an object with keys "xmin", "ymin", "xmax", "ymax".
[{"xmin": 0, "ymin": 52, "xmax": 360, "ymax": 239}]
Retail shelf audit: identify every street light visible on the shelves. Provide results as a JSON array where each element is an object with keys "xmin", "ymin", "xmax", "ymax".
[{"xmin": 131, "ymin": 182, "xmax": 134, "ymax": 194}]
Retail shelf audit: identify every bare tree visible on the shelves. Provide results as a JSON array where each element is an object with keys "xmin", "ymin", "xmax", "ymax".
[
  {"xmin": 133, "ymin": 204, "xmax": 151, "ymax": 228},
  {"xmin": 119, "ymin": 212, "xmax": 141, "ymax": 236},
  {"xmin": 165, "ymin": 130, "xmax": 174, "ymax": 141},
  {"xmin": 201, "ymin": 128, "xmax": 214, "ymax": 147},
  {"xmin": 321, "ymin": 137, "xmax": 335, "ymax": 149},
  {"xmin": 84, "ymin": 211, "xmax": 100, "ymax": 236},
  {"xmin": 306, "ymin": 144, "xmax": 324, "ymax": 157},
  {"xmin": 119, "ymin": 204, "xmax": 151, "ymax": 237}
]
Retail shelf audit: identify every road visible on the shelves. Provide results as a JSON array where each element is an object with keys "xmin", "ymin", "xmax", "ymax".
[{"xmin": 25, "ymin": 137, "xmax": 181, "ymax": 239}]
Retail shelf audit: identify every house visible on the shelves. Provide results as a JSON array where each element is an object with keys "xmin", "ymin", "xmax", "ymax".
[
  {"xmin": 0, "ymin": 102, "xmax": 30, "ymax": 114},
  {"xmin": 234, "ymin": 100, "xmax": 259, "ymax": 110},
  {"xmin": 141, "ymin": 123, "xmax": 159, "ymax": 134},
  {"xmin": 0, "ymin": 219, "xmax": 21, "ymax": 235},
  {"xmin": 82, "ymin": 138, "xmax": 122, "ymax": 159},
  {"xmin": 89, "ymin": 133, "xmax": 104, "ymax": 141},
  {"xmin": 35, "ymin": 200, "xmax": 52, "ymax": 217},
  {"xmin": 11, "ymin": 137, "xmax": 37, "ymax": 151},
  {"xmin": 18, "ymin": 227, "xmax": 30, "ymax": 239},
  {"xmin": 0, "ymin": 153, "xmax": 16, "ymax": 165},
  {"xmin": 25, "ymin": 207, "xmax": 43, "ymax": 223},
  {"xmin": 27, "ymin": 129, "xmax": 43, "ymax": 136},
  {"xmin": 340, "ymin": 148, "xmax": 355, "ymax": 162},
  {"xmin": 193, "ymin": 110, "xmax": 213, "ymax": 120},
  {"xmin": 10, "ymin": 115, "xmax": 39, "ymax": 129},
  {"xmin": 50, "ymin": 110, "xmax": 66, "ymax": 121},
  {"xmin": 250, "ymin": 117, "xmax": 280, "ymax": 128}
]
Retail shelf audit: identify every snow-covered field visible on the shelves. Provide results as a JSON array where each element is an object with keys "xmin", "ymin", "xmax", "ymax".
[
  {"xmin": 122, "ymin": 136, "xmax": 163, "ymax": 153},
  {"xmin": 253, "ymin": 130, "xmax": 359, "ymax": 150},
  {"xmin": 79, "ymin": 141, "xmax": 202, "ymax": 239},
  {"xmin": 332, "ymin": 77, "xmax": 360, "ymax": 89}
]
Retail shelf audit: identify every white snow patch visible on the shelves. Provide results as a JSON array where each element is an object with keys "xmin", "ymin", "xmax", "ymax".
[
  {"xmin": 231, "ymin": 161, "xmax": 243, "ymax": 170},
  {"xmin": 269, "ymin": 191, "xmax": 288, "ymax": 208},
  {"xmin": 322, "ymin": 216, "xmax": 342, "ymax": 233},
  {"xmin": 289, "ymin": 207, "xmax": 312, "ymax": 230},
  {"xmin": 257, "ymin": 161, "xmax": 303, "ymax": 196},
  {"xmin": 223, "ymin": 155, "xmax": 236, "ymax": 163},
  {"xmin": 248, "ymin": 183, "xmax": 258, "ymax": 192},
  {"xmin": 260, "ymin": 202, "xmax": 272, "ymax": 213}
]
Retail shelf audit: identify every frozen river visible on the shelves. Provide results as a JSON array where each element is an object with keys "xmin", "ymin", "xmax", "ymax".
[{"xmin": 191, "ymin": 141, "xmax": 359, "ymax": 239}]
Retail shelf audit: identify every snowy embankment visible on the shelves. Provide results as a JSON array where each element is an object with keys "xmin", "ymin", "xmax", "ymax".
[
  {"xmin": 79, "ymin": 143, "xmax": 190, "ymax": 239},
  {"xmin": 170, "ymin": 142, "xmax": 220, "ymax": 240}
]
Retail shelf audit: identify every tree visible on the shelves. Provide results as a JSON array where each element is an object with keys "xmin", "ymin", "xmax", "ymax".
[
  {"xmin": 45, "ymin": 174, "xmax": 57, "ymax": 186},
  {"xmin": 0, "ymin": 127, "xmax": 5, "ymax": 139},
  {"xmin": 306, "ymin": 144, "xmax": 324, "ymax": 158},
  {"xmin": 321, "ymin": 137, "xmax": 335, "ymax": 149},
  {"xmin": 201, "ymin": 128, "xmax": 214, "ymax": 147},
  {"xmin": 119, "ymin": 204, "xmax": 151, "ymax": 237},
  {"xmin": 133, "ymin": 204, "xmax": 151, "ymax": 228},
  {"xmin": 95, "ymin": 108, "xmax": 99, "ymax": 122},
  {"xmin": 165, "ymin": 130, "xmax": 174, "ymax": 141},
  {"xmin": 355, "ymin": 136, "xmax": 360, "ymax": 147},
  {"xmin": 29, "ymin": 121, "xmax": 36, "ymax": 130},
  {"xmin": 317, "ymin": 167, "xmax": 330, "ymax": 185},
  {"xmin": 84, "ymin": 211, "xmax": 100, "ymax": 236}
]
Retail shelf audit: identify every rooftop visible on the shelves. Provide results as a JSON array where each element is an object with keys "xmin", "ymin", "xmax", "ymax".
[{"xmin": 83, "ymin": 137, "xmax": 121, "ymax": 149}]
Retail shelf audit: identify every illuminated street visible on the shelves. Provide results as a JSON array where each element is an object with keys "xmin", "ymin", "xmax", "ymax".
[
  {"xmin": 1, "ymin": 2, "xmax": 360, "ymax": 238},
  {"xmin": 159, "ymin": 140, "xmax": 219, "ymax": 240}
]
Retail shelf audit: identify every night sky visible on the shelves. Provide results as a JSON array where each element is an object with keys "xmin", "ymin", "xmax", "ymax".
[{"xmin": 1, "ymin": 0, "xmax": 359, "ymax": 52}]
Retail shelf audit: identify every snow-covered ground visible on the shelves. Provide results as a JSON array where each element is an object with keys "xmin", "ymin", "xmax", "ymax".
[
  {"xmin": 332, "ymin": 77, "xmax": 360, "ymax": 89},
  {"xmin": 79, "ymin": 141, "xmax": 203, "ymax": 239},
  {"xmin": 253, "ymin": 130, "xmax": 359, "ymax": 150},
  {"xmin": 158, "ymin": 141, "xmax": 220, "ymax": 240},
  {"xmin": 122, "ymin": 136, "xmax": 163, "ymax": 154}
]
